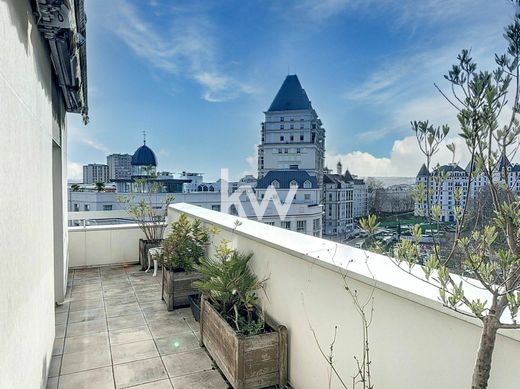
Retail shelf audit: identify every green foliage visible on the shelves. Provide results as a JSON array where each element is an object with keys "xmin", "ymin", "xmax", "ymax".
[
  {"xmin": 194, "ymin": 241, "xmax": 266, "ymax": 336},
  {"xmin": 159, "ymin": 213, "xmax": 215, "ymax": 271},
  {"xmin": 95, "ymin": 182, "xmax": 105, "ymax": 192},
  {"xmin": 116, "ymin": 181, "xmax": 174, "ymax": 241}
]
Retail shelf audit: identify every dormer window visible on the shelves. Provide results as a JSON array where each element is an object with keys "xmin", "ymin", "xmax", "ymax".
[
  {"xmin": 290, "ymin": 180, "xmax": 298, "ymax": 188},
  {"xmin": 271, "ymin": 180, "xmax": 280, "ymax": 189},
  {"xmin": 303, "ymin": 180, "xmax": 312, "ymax": 189}
]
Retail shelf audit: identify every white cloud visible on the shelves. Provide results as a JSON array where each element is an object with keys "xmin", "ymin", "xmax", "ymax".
[
  {"xmin": 328, "ymin": 135, "xmax": 471, "ymax": 177},
  {"xmin": 69, "ymin": 127, "xmax": 109, "ymax": 154},
  {"xmin": 296, "ymin": 0, "xmax": 503, "ymax": 27},
  {"xmin": 67, "ymin": 161, "xmax": 83, "ymax": 180},
  {"xmin": 108, "ymin": 1, "xmax": 253, "ymax": 102}
]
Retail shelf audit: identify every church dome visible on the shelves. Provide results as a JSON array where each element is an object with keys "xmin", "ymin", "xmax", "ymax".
[{"xmin": 131, "ymin": 143, "xmax": 157, "ymax": 166}]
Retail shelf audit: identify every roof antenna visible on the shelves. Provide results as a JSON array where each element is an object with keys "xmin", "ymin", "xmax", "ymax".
[{"xmin": 142, "ymin": 130, "xmax": 147, "ymax": 145}]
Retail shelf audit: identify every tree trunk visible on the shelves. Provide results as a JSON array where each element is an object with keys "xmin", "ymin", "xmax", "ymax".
[{"xmin": 471, "ymin": 316, "xmax": 499, "ymax": 389}]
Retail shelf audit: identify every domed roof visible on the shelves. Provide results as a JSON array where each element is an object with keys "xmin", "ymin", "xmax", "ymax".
[{"xmin": 131, "ymin": 143, "xmax": 157, "ymax": 166}]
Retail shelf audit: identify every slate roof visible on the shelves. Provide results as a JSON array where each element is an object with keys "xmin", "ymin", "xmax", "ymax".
[
  {"xmin": 324, "ymin": 173, "xmax": 352, "ymax": 188},
  {"xmin": 417, "ymin": 164, "xmax": 429, "ymax": 177},
  {"xmin": 267, "ymin": 75, "xmax": 313, "ymax": 112},
  {"xmin": 257, "ymin": 170, "xmax": 318, "ymax": 189},
  {"xmin": 343, "ymin": 170, "xmax": 354, "ymax": 181},
  {"xmin": 131, "ymin": 143, "xmax": 157, "ymax": 166},
  {"xmin": 433, "ymin": 164, "xmax": 467, "ymax": 175}
]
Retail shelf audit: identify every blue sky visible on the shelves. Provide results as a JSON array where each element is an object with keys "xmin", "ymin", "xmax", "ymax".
[{"xmin": 68, "ymin": 0, "xmax": 514, "ymax": 180}]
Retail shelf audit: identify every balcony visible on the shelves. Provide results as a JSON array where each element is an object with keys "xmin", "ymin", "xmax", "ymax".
[
  {"xmin": 49, "ymin": 264, "xmax": 227, "ymax": 389},
  {"xmin": 61, "ymin": 203, "xmax": 520, "ymax": 389}
]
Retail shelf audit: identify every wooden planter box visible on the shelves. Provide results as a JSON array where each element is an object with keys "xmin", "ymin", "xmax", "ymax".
[
  {"xmin": 161, "ymin": 268, "xmax": 202, "ymax": 311},
  {"xmin": 200, "ymin": 297, "xmax": 288, "ymax": 389},
  {"xmin": 139, "ymin": 239, "xmax": 162, "ymax": 270}
]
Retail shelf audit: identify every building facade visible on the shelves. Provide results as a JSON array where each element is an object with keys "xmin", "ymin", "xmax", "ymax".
[
  {"xmin": 245, "ymin": 75, "xmax": 324, "ymax": 236},
  {"xmin": 323, "ymin": 162, "xmax": 354, "ymax": 236},
  {"xmin": 83, "ymin": 163, "xmax": 109, "ymax": 184},
  {"xmin": 107, "ymin": 153, "xmax": 132, "ymax": 180},
  {"xmin": 1, "ymin": 0, "xmax": 88, "ymax": 387},
  {"xmin": 258, "ymin": 75, "xmax": 325, "ymax": 188},
  {"xmin": 414, "ymin": 157, "xmax": 520, "ymax": 222},
  {"xmin": 353, "ymin": 177, "xmax": 369, "ymax": 219}
]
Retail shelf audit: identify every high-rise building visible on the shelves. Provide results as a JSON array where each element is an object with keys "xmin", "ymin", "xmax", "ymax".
[
  {"xmin": 83, "ymin": 163, "xmax": 109, "ymax": 184},
  {"xmin": 258, "ymin": 75, "xmax": 325, "ymax": 188},
  {"xmin": 248, "ymin": 75, "xmax": 324, "ymax": 236},
  {"xmin": 107, "ymin": 153, "xmax": 132, "ymax": 180}
]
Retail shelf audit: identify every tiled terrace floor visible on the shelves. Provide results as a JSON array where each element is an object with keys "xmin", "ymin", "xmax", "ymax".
[{"xmin": 48, "ymin": 264, "xmax": 229, "ymax": 389}]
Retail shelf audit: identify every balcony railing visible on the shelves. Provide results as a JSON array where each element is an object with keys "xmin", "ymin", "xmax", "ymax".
[
  {"xmin": 167, "ymin": 203, "xmax": 520, "ymax": 389},
  {"xmin": 67, "ymin": 203, "xmax": 520, "ymax": 388}
]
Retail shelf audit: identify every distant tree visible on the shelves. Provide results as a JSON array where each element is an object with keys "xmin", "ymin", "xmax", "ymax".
[
  {"xmin": 95, "ymin": 182, "xmax": 105, "ymax": 192},
  {"xmin": 365, "ymin": 178, "xmax": 384, "ymax": 214},
  {"xmin": 71, "ymin": 183, "xmax": 81, "ymax": 192},
  {"xmin": 362, "ymin": 2, "xmax": 520, "ymax": 387}
]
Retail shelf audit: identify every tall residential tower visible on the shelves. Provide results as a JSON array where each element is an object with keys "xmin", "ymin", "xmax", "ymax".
[{"xmin": 258, "ymin": 75, "xmax": 325, "ymax": 188}]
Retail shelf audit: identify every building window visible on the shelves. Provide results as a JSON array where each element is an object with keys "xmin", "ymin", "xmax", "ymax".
[
  {"xmin": 304, "ymin": 194, "xmax": 311, "ymax": 200},
  {"xmin": 290, "ymin": 180, "xmax": 298, "ymax": 188},
  {"xmin": 271, "ymin": 180, "xmax": 280, "ymax": 189},
  {"xmin": 284, "ymin": 148, "xmax": 288, "ymax": 154},
  {"xmin": 230, "ymin": 204, "xmax": 238, "ymax": 215},
  {"xmin": 265, "ymin": 221, "xmax": 275, "ymax": 226},
  {"xmin": 84, "ymin": 204, "xmax": 90, "ymax": 211},
  {"xmin": 280, "ymin": 124, "xmax": 284, "ymax": 129},
  {"xmin": 296, "ymin": 148, "xmax": 301, "ymax": 154},
  {"xmin": 289, "ymin": 164, "xmax": 299, "ymax": 170},
  {"xmin": 290, "ymin": 135, "xmax": 294, "ymax": 141},
  {"xmin": 297, "ymin": 220, "xmax": 306, "ymax": 233},
  {"xmin": 278, "ymin": 148, "xmax": 282, "ymax": 153},
  {"xmin": 211, "ymin": 205, "xmax": 221, "ymax": 212},
  {"xmin": 103, "ymin": 205, "xmax": 113, "ymax": 211},
  {"xmin": 280, "ymin": 135, "xmax": 284, "ymax": 141},
  {"xmin": 280, "ymin": 117, "xmax": 284, "ymax": 122},
  {"xmin": 73, "ymin": 204, "xmax": 79, "ymax": 212},
  {"xmin": 300, "ymin": 134, "xmax": 304, "ymax": 141},
  {"xmin": 281, "ymin": 221, "xmax": 291, "ymax": 229},
  {"xmin": 290, "ymin": 124, "xmax": 294, "ymax": 130},
  {"xmin": 303, "ymin": 180, "xmax": 312, "ymax": 189}
]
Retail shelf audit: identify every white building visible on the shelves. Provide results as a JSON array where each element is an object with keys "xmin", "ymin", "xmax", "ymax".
[
  {"xmin": 1, "ymin": 0, "xmax": 88, "ymax": 387},
  {"xmin": 323, "ymin": 162, "xmax": 354, "ymax": 236},
  {"xmin": 243, "ymin": 75, "xmax": 324, "ymax": 236},
  {"xmin": 353, "ymin": 176, "xmax": 369, "ymax": 219},
  {"xmin": 258, "ymin": 75, "xmax": 325, "ymax": 187},
  {"xmin": 107, "ymin": 153, "xmax": 132, "ymax": 180},
  {"xmin": 414, "ymin": 157, "xmax": 520, "ymax": 222},
  {"xmin": 82, "ymin": 163, "xmax": 109, "ymax": 184}
]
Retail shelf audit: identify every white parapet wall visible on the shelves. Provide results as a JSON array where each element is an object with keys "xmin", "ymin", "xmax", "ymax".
[
  {"xmin": 68, "ymin": 224, "xmax": 146, "ymax": 267},
  {"xmin": 169, "ymin": 203, "xmax": 520, "ymax": 389}
]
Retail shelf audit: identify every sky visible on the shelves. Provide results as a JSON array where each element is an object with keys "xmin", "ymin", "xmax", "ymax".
[{"xmin": 68, "ymin": 0, "xmax": 515, "ymax": 181}]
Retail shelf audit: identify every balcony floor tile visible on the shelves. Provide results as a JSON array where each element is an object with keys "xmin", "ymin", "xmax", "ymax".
[{"xmin": 50, "ymin": 265, "xmax": 229, "ymax": 389}]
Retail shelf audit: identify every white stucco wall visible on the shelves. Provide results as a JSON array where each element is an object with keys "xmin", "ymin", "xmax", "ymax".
[
  {"xmin": 169, "ymin": 203, "xmax": 520, "ymax": 389},
  {"xmin": 68, "ymin": 224, "xmax": 146, "ymax": 267},
  {"xmin": 0, "ymin": 1, "xmax": 56, "ymax": 388}
]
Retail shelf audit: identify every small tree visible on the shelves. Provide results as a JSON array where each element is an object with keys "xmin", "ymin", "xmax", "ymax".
[
  {"xmin": 117, "ymin": 177, "xmax": 174, "ymax": 242},
  {"xmin": 71, "ymin": 183, "xmax": 81, "ymax": 192},
  {"xmin": 363, "ymin": 3, "xmax": 520, "ymax": 387},
  {"xmin": 95, "ymin": 182, "xmax": 105, "ymax": 192}
]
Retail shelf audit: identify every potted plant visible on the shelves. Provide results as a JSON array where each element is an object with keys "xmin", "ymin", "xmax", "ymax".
[
  {"xmin": 195, "ymin": 242, "xmax": 288, "ymax": 389},
  {"xmin": 160, "ymin": 213, "xmax": 214, "ymax": 311},
  {"xmin": 117, "ymin": 179, "xmax": 174, "ymax": 270}
]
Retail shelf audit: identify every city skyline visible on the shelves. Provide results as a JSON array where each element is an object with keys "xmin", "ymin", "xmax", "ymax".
[{"xmin": 68, "ymin": 0, "xmax": 512, "ymax": 181}]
